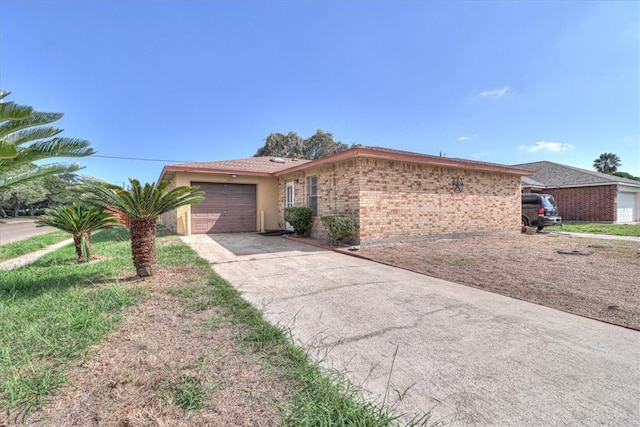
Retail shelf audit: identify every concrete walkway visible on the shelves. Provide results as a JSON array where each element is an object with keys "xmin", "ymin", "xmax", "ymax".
[
  {"xmin": 183, "ymin": 233, "xmax": 640, "ymax": 426},
  {"xmin": 549, "ymin": 230, "xmax": 640, "ymax": 242},
  {"xmin": 0, "ymin": 238, "xmax": 73, "ymax": 271}
]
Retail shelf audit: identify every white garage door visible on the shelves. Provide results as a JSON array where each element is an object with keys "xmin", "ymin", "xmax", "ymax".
[{"xmin": 616, "ymin": 192, "xmax": 636, "ymax": 223}]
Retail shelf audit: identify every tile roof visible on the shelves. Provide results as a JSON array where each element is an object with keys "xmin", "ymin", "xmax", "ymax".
[
  {"xmin": 521, "ymin": 176, "xmax": 546, "ymax": 188},
  {"xmin": 514, "ymin": 161, "xmax": 640, "ymax": 188}
]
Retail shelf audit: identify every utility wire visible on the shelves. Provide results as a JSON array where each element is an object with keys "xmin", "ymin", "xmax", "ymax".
[{"xmin": 91, "ymin": 154, "xmax": 194, "ymax": 163}]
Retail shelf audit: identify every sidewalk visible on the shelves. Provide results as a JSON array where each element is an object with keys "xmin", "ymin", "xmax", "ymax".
[
  {"xmin": 0, "ymin": 238, "xmax": 73, "ymax": 271},
  {"xmin": 554, "ymin": 231, "xmax": 640, "ymax": 242}
]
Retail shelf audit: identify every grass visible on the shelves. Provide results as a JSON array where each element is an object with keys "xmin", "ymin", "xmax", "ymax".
[
  {"xmin": 0, "ymin": 228, "xmax": 144, "ymax": 421},
  {"xmin": 0, "ymin": 231, "xmax": 70, "ymax": 262},
  {"xmin": 157, "ymin": 373, "xmax": 221, "ymax": 411},
  {"xmin": 560, "ymin": 223, "xmax": 640, "ymax": 236},
  {"xmin": 1, "ymin": 228, "xmax": 431, "ymax": 425}
]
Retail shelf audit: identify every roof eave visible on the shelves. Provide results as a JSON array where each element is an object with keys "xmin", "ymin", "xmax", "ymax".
[
  {"xmin": 275, "ymin": 147, "xmax": 536, "ymax": 176},
  {"xmin": 157, "ymin": 166, "xmax": 171, "ymax": 184},
  {"xmin": 543, "ymin": 181, "xmax": 640, "ymax": 189},
  {"xmin": 161, "ymin": 165, "xmax": 276, "ymax": 178}
]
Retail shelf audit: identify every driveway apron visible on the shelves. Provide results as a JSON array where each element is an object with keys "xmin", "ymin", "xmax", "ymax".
[{"xmin": 183, "ymin": 233, "xmax": 640, "ymax": 426}]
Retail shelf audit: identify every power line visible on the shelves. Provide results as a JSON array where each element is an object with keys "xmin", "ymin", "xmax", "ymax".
[{"xmin": 91, "ymin": 154, "xmax": 194, "ymax": 163}]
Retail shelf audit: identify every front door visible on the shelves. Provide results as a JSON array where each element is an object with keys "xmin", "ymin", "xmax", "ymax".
[{"xmin": 285, "ymin": 181, "xmax": 294, "ymax": 231}]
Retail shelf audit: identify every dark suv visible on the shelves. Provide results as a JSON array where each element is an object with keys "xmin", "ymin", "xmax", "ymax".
[{"xmin": 521, "ymin": 193, "xmax": 562, "ymax": 230}]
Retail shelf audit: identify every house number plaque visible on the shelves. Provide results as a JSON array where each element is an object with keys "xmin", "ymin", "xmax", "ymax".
[{"xmin": 453, "ymin": 177, "xmax": 464, "ymax": 193}]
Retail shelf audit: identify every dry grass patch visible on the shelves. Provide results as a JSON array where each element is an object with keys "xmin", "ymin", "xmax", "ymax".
[
  {"xmin": 23, "ymin": 267, "xmax": 287, "ymax": 427},
  {"xmin": 356, "ymin": 233, "xmax": 640, "ymax": 330}
]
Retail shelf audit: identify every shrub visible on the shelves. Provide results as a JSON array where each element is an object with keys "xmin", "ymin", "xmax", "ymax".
[
  {"xmin": 320, "ymin": 215, "xmax": 356, "ymax": 245},
  {"xmin": 284, "ymin": 207, "xmax": 313, "ymax": 236}
]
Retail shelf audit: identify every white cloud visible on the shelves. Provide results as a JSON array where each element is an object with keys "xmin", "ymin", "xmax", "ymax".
[
  {"xmin": 480, "ymin": 86, "xmax": 509, "ymax": 99},
  {"xmin": 457, "ymin": 136, "xmax": 469, "ymax": 141},
  {"xmin": 517, "ymin": 141, "xmax": 574, "ymax": 153}
]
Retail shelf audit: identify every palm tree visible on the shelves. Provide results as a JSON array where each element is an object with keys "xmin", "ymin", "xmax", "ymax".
[
  {"xmin": 0, "ymin": 90, "xmax": 94, "ymax": 189},
  {"xmin": 593, "ymin": 153, "xmax": 621, "ymax": 174},
  {"xmin": 0, "ymin": 99, "xmax": 28, "ymax": 159},
  {"xmin": 38, "ymin": 203, "xmax": 122, "ymax": 263},
  {"xmin": 83, "ymin": 178, "xmax": 204, "ymax": 277}
]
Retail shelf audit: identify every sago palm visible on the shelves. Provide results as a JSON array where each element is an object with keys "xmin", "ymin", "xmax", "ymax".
[
  {"xmin": 83, "ymin": 178, "xmax": 204, "ymax": 277},
  {"xmin": 39, "ymin": 203, "xmax": 122, "ymax": 263},
  {"xmin": 0, "ymin": 90, "xmax": 94, "ymax": 189}
]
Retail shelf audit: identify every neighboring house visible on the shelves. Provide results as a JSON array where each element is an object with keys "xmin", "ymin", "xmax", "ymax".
[
  {"xmin": 159, "ymin": 146, "xmax": 534, "ymax": 243},
  {"xmin": 515, "ymin": 161, "xmax": 640, "ymax": 223}
]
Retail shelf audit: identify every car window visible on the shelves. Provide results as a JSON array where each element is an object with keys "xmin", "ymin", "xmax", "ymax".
[{"xmin": 540, "ymin": 195, "xmax": 556, "ymax": 208}]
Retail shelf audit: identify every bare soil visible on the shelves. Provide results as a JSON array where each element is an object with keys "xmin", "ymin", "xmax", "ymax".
[
  {"xmin": 19, "ymin": 266, "xmax": 288, "ymax": 427},
  {"xmin": 352, "ymin": 232, "xmax": 640, "ymax": 330}
]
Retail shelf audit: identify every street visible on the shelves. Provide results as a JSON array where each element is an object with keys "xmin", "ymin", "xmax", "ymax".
[{"xmin": 0, "ymin": 219, "xmax": 56, "ymax": 245}]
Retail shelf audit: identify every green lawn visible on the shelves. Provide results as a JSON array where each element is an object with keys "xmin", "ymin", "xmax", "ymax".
[
  {"xmin": 560, "ymin": 223, "xmax": 640, "ymax": 236},
  {"xmin": 1, "ymin": 228, "xmax": 426, "ymax": 425}
]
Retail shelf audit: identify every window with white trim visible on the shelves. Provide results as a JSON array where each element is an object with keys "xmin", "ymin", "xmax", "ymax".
[{"xmin": 307, "ymin": 176, "xmax": 317, "ymax": 216}]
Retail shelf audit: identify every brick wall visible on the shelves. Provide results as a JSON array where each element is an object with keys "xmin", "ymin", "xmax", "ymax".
[
  {"xmin": 279, "ymin": 157, "xmax": 522, "ymax": 243},
  {"xmin": 159, "ymin": 181, "xmax": 177, "ymax": 232},
  {"xmin": 354, "ymin": 159, "xmax": 521, "ymax": 242},
  {"xmin": 527, "ymin": 185, "xmax": 617, "ymax": 222},
  {"xmin": 278, "ymin": 173, "xmax": 307, "ymax": 230},
  {"xmin": 310, "ymin": 161, "xmax": 361, "ymax": 239},
  {"xmin": 159, "ymin": 208, "xmax": 177, "ymax": 232}
]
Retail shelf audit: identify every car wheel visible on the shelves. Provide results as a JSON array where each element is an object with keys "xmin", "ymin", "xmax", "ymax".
[
  {"xmin": 522, "ymin": 217, "xmax": 530, "ymax": 227},
  {"xmin": 537, "ymin": 225, "xmax": 545, "ymax": 231}
]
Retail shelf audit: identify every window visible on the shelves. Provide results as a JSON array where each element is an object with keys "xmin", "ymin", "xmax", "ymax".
[{"xmin": 307, "ymin": 176, "xmax": 317, "ymax": 216}]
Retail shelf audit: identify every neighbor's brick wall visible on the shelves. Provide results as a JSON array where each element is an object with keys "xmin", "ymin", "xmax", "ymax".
[
  {"xmin": 159, "ymin": 181, "xmax": 178, "ymax": 233},
  {"xmin": 355, "ymin": 159, "xmax": 522, "ymax": 243},
  {"xmin": 527, "ymin": 185, "xmax": 617, "ymax": 222},
  {"xmin": 159, "ymin": 208, "xmax": 177, "ymax": 232}
]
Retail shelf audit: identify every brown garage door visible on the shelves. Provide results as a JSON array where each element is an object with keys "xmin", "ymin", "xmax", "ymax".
[{"xmin": 191, "ymin": 183, "xmax": 257, "ymax": 233}]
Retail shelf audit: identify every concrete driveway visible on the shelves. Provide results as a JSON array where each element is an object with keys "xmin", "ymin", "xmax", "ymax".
[{"xmin": 183, "ymin": 233, "xmax": 640, "ymax": 426}]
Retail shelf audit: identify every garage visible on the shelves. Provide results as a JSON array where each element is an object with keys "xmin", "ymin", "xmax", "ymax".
[
  {"xmin": 191, "ymin": 182, "xmax": 257, "ymax": 233},
  {"xmin": 616, "ymin": 192, "xmax": 636, "ymax": 223}
]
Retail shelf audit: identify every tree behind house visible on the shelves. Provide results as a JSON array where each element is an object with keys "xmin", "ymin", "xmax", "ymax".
[
  {"xmin": 593, "ymin": 153, "xmax": 621, "ymax": 174},
  {"xmin": 612, "ymin": 171, "xmax": 640, "ymax": 181},
  {"xmin": 254, "ymin": 129, "xmax": 354, "ymax": 160}
]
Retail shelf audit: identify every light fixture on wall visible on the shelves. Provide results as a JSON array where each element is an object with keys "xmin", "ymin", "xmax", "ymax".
[
  {"xmin": 453, "ymin": 177, "xmax": 464, "ymax": 193},
  {"xmin": 229, "ymin": 174, "xmax": 237, "ymax": 182}
]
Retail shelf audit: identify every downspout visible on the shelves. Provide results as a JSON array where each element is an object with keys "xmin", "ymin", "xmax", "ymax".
[
  {"xmin": 333, "ymin": 163, "xmax": 337, "ymax": 213},
  {"xmin": 301, "ymin": 170, "xmax": 306, "ymax": 206}
]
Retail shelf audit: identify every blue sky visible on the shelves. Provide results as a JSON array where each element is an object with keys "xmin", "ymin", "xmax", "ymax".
[{"xmin": 1, "ymin": 0, "xmax": 638, "ymax": 186}]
